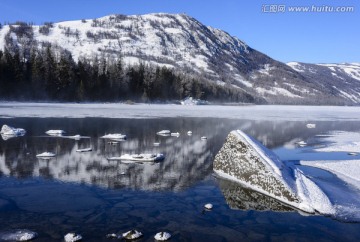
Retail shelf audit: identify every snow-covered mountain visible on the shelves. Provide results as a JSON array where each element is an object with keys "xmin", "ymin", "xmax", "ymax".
[
  {"xmin": 0, "ymin": 13, "xmax": 359, "ymax": 104},
  {"xmin": 287, "ymin": 62, "xmax": 360, "ymax": 103}
]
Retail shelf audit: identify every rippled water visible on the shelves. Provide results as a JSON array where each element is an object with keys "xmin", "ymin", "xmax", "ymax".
[{"xmin": 1, "ymin": 112, "xmax": 360, "ymax": 241}]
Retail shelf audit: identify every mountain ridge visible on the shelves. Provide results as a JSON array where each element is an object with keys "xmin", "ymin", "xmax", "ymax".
[{"xmin": 0, "ymin": 13, "xmax": 359, "ymax": 104}]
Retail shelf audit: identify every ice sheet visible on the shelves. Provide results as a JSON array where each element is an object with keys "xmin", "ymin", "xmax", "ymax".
[
  {"xmin": 2, "ymin": 102, "xmax": 360, "ymax": 121},
  {"xmin": 314, "ymin": 131, "xmax": 360, "ymax": 152}
]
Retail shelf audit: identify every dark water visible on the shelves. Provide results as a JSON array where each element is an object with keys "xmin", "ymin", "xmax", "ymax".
[{"xmin": 1, "ymin": 117, "xmax": 360, "ymax": 241}]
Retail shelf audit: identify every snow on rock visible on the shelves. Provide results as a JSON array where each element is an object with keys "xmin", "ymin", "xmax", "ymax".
[
  {"xmin": 154, "ymin": 232, "xmax": 171, "ymax": 241},
  {"xmin": 122, "ymin": 230, "xmax": 142, "ymax": 240},
  {"xmin": 213, "ymin": 130, "xmax": 335, "ymax": 215},
  {"xmin": 294, "ymin": 168, "xmax": 335, "ymax": 215},
  {"xmin": 64, "ymin": 232, "xmax": 82, "ymax": 242},
  {"xmin": 314, "ymin": 131, "xmax": 360, "ymax": 153},
  {"xmin": 0, "ymin": 229, "xmax": 37, "ymax": 241}
]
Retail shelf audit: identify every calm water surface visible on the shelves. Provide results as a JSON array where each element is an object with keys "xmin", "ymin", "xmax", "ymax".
[{"xmin": 1, "ymin": 116, "xmax": 360, "ymax": 241}]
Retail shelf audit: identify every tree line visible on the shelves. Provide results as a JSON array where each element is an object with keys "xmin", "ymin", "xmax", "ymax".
[{"xmin": 0, "ymin": 44, "xmax": 257, "ymax": 103}]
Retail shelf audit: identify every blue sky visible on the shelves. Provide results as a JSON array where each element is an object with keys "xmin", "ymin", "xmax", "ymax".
[{"xmin": 0, "ymin": 0, "xmax": 359, "ymax": 64}]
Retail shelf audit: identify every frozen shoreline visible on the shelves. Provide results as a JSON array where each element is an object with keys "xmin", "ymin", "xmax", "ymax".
[{"xmin": 1, "ymin": 102, "xmax": 360, "ymax": 121}]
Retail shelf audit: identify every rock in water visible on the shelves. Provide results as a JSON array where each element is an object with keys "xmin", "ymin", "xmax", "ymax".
[
  {"xmin": 154, "ymin": 232, "xmax": 171, "ymax": 241},
  {"xmin": 213, "ymin": 130, "xmax": 302, "ymax": 210},
  {"xmin": 64, "ymin": 232, "xmax": 82, "ymax": 242},
  {"xmin": 122, "ymin": 230, "xmax": 142, "ymax": 240}
]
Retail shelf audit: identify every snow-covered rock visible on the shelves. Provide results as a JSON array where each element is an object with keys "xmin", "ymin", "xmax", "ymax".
[
  {"xmin": 0, "ymin": 229, "xmax": 37, "ymax": 241},
  {"xmin": 154, "ymin": 232, "xmax": 171, "ymax": 241},
  {"xmin": 213, "ymin": 130, "xmax": 335, "ymax": 215},
  {"xmin": 64, "ymin": 232, "xmax": 82, "ymax": 242},
  {"xmin": 122, "ymin": 230, "xmax": 142, "ymax": 240}
]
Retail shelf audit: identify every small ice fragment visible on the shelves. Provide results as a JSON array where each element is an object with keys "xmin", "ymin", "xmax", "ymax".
[
  {"xmin": 101, "ymin": 133, "xmax": 126, "ymax": 139},
  {"xmin": 154, "ymin": 142, "xmax": 160, "ymax": 146},
  {"xmin": 108, "ymin": 153, "xmax": 165, "ymax": 162},
  {"xmin": 157, "ymin": 130, "xmax": 170, "ymax": 134},
  {"xmin": 201, "ymin": 136, "xmax": 207, "ymax": 140},
  {"xmin": 306, "ymin": 123, "xmax": 316, "ymax": 129},
  {"xmin": 106, "ymin": 233, "xmax": 121, "ymax": 239},
  {"xmin": 36, "ymin": 152, "xmax": 56, "ymax": 158},
  {"xmin": 122, "ymin": 230, "xmax": 142, "ymax": 240},
  {"xmin": 45, "ymin": 130, "xmax": 65, "ymax": 136},
  {"xmin": 187, "ymin": 131, "xmax": 192, "ymax": 136},
  {"xmin": 171, "ymin": 132, "xmax": 180, "ymax": 137},
  {"xmin": 348, "ymin": 152, "xmax": 358, "ymax": 156},
  {"xmin": 297, "ymin": 141, "xmax": 307, "ymax": 147},
  {"xmin": 204, "ymin": 203, "xmax": 213, "ymax": 210},
  {"xmin": 76, "ymin": 147, "xmax": 92, "ymax": 152},
  {"xmin": 64, "ymin": 233, "xmax": 82, "ymax": 242},
  {"xmin": 154, "ymin": 232, "xmax": 171, "ymax": 241}
]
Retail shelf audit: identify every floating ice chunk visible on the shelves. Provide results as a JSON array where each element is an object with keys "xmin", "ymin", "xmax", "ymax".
[
  {"xmin": 108, "ymin": 153, "xmax": 165, "ymax": 162},
  {"xmin": 314, "ymin": 131, "xmax": 360, "ymax": 153},
  {"xmin": 306, "ymin": 123, "xmax": 316, "ymax": 128},
  {"xmin": 0, "ymin": 229, "xmax": 37, "ymax": 241},
  {"xmin": 295, "ymin": 169, "xmax": 335, "ymax": 215},
  {"xmin": 348, "ymin": 152, "xmax": 358, "ymax": 156},
  {"xmin": 122, "ymin": 230, "xmax": 142, "ymax": 240},
  {"xmin": 204, "ymin": 203, "xmax": 213, "ymax": 210},
  {"xmin": 76, "ymin": 147, "xmax": 92, "ymax": 152},
  {"xmin": 64, "ymin": 232, "xmax": 82, "ymax": 242},
  {"xmin": 36, "ymin": 152, "xmax": 56, "ymax": 159},
  {"xmin": 101, "ymin": 133, "xmax": 126, "ymax": 139},
  {"xmin": 171, "ymin": 132, "xmax": 180, "ymax": 137},
  {"xmin": 45, "ymin": 130, "xmax": 65, "ymax": 136},
  {"xmin": 187, "ymin": 131, "xmax": 192, "ymax": 136},
  {"xmin": 201, "ymin": 136, "xmax": 207, "ymax": 140},
  {"xmin": 154, "ymin": 232, "xmax": 171, "ymax": 241},
  {"xmin": 0, "ymin": 125, "xmax": 26, "ymax": 140},
  {"xmin": 157, "ymin": 130, "xmax": 171, "ymax": 136},
  {"xmin": 106, "ymin": 233, "xmax": 121, "ymax": 239},
  {"xmin": 154, "ymin": 142, "xmax": 160, "ymax": 146},
  {"xmin": 297, "ymin": 141, "xmax": 307, "ymax": 147}
]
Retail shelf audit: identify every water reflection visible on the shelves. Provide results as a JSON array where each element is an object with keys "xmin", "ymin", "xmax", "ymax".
[
  {"xmin": 217, "ymin": 177, "xmax": 296, "ymax": 212},
  {"xmin": 1, "ymin": 118, "xmax": 360, "ymax": 191}
]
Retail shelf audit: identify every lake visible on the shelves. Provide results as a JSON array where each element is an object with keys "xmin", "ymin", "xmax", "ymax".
[{"xmin": 1, "ymin": 103, "xmax": 360, "ymax": 241}]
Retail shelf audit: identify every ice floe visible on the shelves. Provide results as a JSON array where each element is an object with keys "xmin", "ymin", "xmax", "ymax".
[
  {"xmin": 171, "ymin": 132, "xmax": 180, "ymax": 137},
  {"xmin": 76, "ymin": 147, "xmax": 92, "ymax": 152},
  {"xmin": 108, "ymin": 153, "xmax": 165, "ymax": 162},
  {"xmin": 306, "ymin": 123, "xmax": 316, "ymax": 128},
  {"xmin": 154, "ymin": 232, "xmax": 171, "ymax": 241},
  {"xmin": 100, "ymin": 133, "xmax": 126, "ymax": 139},
  {"xmin": 0, "ymin": 124, "xmax": 26, "ymax": 140},
  {"xmin": 157, "ymin": 130, "xmax": 171, "ymax": 136},
  {"xmin": 187, "ymin": 131, "xmax": 192, "ymax": 136},
  {"xmin": 301, "ymin": 159, "xmax": 360, "ymax": 191},
  {"xmin": 45, "ymin": 129, "xmax": 65, "ymax": 136},
  {"xmin": 36, "ymin": 152, "xmax": 56, "ymax": 159},
  {"xmin": 314, "ymin": 131, "xmax": 360, "ymax": 153},
  {"xmin": 201, "ymin": 136, "xmax": 207, "ymax": 140},
  {"xmin": 0, "ymin": 229, "xmax": 37, "ymax": 241}
]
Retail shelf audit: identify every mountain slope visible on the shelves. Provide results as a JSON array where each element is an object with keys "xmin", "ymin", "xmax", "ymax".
[{"xmin": 0, "ymin": 13, "xmax": 358, "ymax": 104}]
